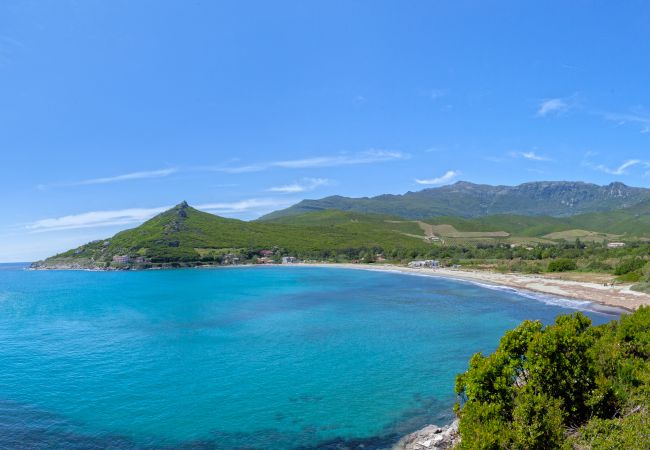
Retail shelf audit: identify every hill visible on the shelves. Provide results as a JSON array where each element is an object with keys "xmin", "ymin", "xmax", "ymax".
[
  {"xmin": 33, "ymin": 198, "xmax": 650, "ymax": 270},
  {"xmin": 259, "ymin": 181, "xmax": 650, "ymax": 220},
  {"xmin": 34, "ymin": 202, "xmax": 433, "ymax": 268}
]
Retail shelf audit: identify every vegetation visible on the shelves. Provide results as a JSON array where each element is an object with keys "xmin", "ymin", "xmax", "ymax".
[
  {"xmin": 547, "ymin": 258, "xmax": 578, "ymax": 272},
  {"xmin": 37, "ymin": 204, "xmax": 650, "ymax": 290},
  {"xmin": 455, "ymin": 307, "xmax": 650, "ymax": 449},
  {"xmin": 614, "ymin": 258, "xmax": 647, "ymax": 276},
  {"xmin": 40, "ymin": 203, "xmax": 434, "ymax": 267}
]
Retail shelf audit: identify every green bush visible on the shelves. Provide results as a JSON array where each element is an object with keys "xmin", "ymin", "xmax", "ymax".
[
  {"xmin": 617, "ymin": 271, "xmax": 644, "ymax": 283},
  {"xmin": 585, "ymin": 259, "xmax": 613, "ymax": 272},
  {"xmin": 455, "ymin": 307, "xmax": 650, "ymax": 449},
  {"xmin": 547, "ymin": 258, "xmax": 577, "ymax": 272},
  {"xmin": 614, "ymin": 258, "xmax": 647, "ymax": 275},
  {"xmin": 631, "ymin": 282, "xmax": 650, "ymax": 294}
]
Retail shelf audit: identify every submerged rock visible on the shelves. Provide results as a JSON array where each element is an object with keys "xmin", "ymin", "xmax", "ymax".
[{"xmin": 391, "ymin": 420, "xmax": 459, "ymax": 450}]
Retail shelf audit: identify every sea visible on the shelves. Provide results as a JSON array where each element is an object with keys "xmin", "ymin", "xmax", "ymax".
[{"xmin": 0, "ymin": 263, "xmax": 620, "ymax": 449}]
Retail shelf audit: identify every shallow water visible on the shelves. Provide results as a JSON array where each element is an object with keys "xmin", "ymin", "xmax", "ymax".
[{"xmin": 0, "ymin": 265, "xmax": 618, "ymax": 449}]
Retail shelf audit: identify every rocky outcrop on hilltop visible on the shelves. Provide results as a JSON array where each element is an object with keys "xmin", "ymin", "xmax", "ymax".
[{"xmin": 392, "ymin": 420, "xmax": 459, "ymax": 450}]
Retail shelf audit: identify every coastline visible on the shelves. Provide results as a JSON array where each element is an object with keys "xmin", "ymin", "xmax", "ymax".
[
  {"xmin": 29, "ymin": 261, "xmax": 650, "ymax": 311},
  {"xmin": 301, "ymin": 263, "xmax": 649, "ymax": 312}
]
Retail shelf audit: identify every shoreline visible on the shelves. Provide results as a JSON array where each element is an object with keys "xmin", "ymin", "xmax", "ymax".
[
  {"xmin": 300, "ymin": 263, "xmax": 648, "ymax": 312},
  {"xmin": 28, "ymin": 261, "xmax": 650, "ymax": 311}
]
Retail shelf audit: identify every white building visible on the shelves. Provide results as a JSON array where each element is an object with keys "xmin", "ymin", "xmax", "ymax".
[
  {"xmin": 282, "ymin": 256, "xmax": 298, "ymax": 264},
  {"xmin": 112, "ymin": 255, "xmax": 131, "ymax": 264},
  {"xmin": 607, "ymin": 242, "xmax": 626, "ymax": 248},
  {"xmin": 408, "ymin": 260, "xmax": 440, "ymax": 268}
]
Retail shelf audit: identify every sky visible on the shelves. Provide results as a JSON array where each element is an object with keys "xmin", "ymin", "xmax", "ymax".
[{"xmin": 1, "ymin": 0, "xmax": 650, "ymax": 261}]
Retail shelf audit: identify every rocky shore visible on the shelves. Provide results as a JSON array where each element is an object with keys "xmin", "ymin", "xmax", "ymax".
[{"xmin": 392, "ymin": 420, "xmax": 460, "ymax": 450}]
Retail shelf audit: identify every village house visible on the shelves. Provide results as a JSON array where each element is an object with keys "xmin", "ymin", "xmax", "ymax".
[
  {"xmin": 607, "ymin": 242, "xmax": 626, "ymax": 249},
  {"xmin": 112, "ymin": 255, "xmax": 131, "ymax": 264},
  {"xmin": 222, "ymin": 254, "xmax": 240, "ymax": 265},
  {"xmin": 282, "ymin": 256, "xmax": 298, "ymax": 264},
  {"xmin": 408, "ymin": 260, "xmax": 440, "ymax": 268}
]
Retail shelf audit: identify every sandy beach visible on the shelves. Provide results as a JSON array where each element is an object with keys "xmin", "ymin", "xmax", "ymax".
[{"xmin": 305, "ymin": 263, "xmax": 650, "ymax": 312}]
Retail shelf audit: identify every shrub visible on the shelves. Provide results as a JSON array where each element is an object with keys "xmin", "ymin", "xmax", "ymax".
[
  {"xmin": 585, "ymin": 259, "xmax": 613, "ymax": 272},
  {"xmin": 617, "ymin": 271, "xmax": 644, "ymax": 283},
  {"xmin": 614, "ymin": 258, "xmax": 647, "ymax": 276},
  {"xmin": 455, "ymin": 307, "xmax": 650, "ymax": 449},
  {"xmin": 547, "ymin": 258, "xmax": 577, "ymax": 272}
]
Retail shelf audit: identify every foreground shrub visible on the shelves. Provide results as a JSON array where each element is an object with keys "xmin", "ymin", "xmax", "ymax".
[{"xmin": 455, "ymin": 307, "xmax": 650, "ymax": 449}]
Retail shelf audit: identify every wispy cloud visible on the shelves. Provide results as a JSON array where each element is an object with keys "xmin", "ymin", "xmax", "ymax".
[
  {"xmin": 267, "ymin": 177, "xmax": 331, "ymax": 193},
  {"xmin": 593, "ymin": 159, "xmax": 642, "ymax": 175},
  {"xmin": 428, "ymin": 89, "xmax": 448, "ymax": 101},
  {"xmin": 26, "ymin": 198, "xmax": 298, "ymax": 232},
  {"xmin": 37, "ymin": 168, "xmax": 177, "ymax": 190},
  {"xmin": 596, "ymin": 108, "xmax": 650, "ymax": 133},
  {"xmin": 26, "ymin": 206, "xmax": 171, "ymax": 232},
  {"xmin": 509, "ymin": 151, "xmax": 552, "ymax": 161},
  {"xmin": 415, "ymin": 170, "xmax": 459, "ymax": 186},
  {"xmin": 196, "ymin": 198, "xmax": 296, "ymax": 215},
  {"xmin": 0, "ymin": 35, "xmax": 25, "ymax": 68},
  {"xmin": 214, "ymin": 150, "xmax": 409, "ymax": 173},
  {"xmin": 537, "ymin": 97, "xmax": 570, "ymax": 117}
]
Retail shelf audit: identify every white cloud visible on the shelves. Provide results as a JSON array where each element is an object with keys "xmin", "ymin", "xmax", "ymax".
[
  {"xmin": 196, "ymin": 198, "xmax": 296, "ymax": 215},
  {"xmin": 353, "ymin": 95, "xmax": 366, "ymax": 104},
  {"xmin": 25, "ymin": 197, "xmax": 299, "ymax": 232},
  {"xmin": 26, "ymin": 206, "xmax": 170, "ymax": 232},
  {"xmin": 267, "ymin": 177, "xmax": 331, "ymax": 193},
  {"xmin": 37, "ymin": 168, "xmax": 177, "ymax": 189},
  {"xmin": 429, "ymin": 89, "xmax": 448, "ymax": 100},
  {"xmin": 593, "ymin": 159, "xmax": 642, "ymax": 175},
  {"xmin": 537, "ymin": 98, "xmax": 569, "ymax": 117},
  {"xmin": 509, "ymin": 151, "xmax": 552, "ymax": 161},
  {"xmin": 415, "ymin": 170, "xmax": 459, "ymax": 186},
  {"xmin": 216, "ymin": 165, "xmax": 266, "ymax": 174},
  {"xmin": 598, "ymin": 109, "xmax": 650, "ymax": 133},
  {"xmin": 214, "ymin": 150, "xmax": 408, "ymax": 173}
]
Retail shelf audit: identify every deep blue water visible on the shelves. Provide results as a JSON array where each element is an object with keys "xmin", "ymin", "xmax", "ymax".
[{"xmin": 0, "ymin": 264, "xmax": 619, "ymax": 449}]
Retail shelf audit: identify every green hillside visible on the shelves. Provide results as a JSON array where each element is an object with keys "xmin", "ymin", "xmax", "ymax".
[
  {"xmin": 35, "ymin": 200, "xmax": 650, "ymax": 272},
  {"xmin": 419, "ymin": 206, "xmax": 650, "ymax": 240},
  {"xmin": 38, "ymin": 202, "xmax": 432, "ymax": 268}
]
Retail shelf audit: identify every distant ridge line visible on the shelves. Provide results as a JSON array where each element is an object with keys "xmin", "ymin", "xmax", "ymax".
[{"xmin": 258, "ymin": 180, "xmax": 650, "ymax": 221}]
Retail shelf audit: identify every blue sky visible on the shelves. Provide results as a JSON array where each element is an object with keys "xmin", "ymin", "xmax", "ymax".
[{"xmin": 1, "ymin": 0, "xmax": 650, "ymax": 261}]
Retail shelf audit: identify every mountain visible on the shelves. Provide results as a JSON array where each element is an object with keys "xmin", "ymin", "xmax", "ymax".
[
  {"xmin": 34, "ymin": 188, "xmax": 650, "ymax": 269},
  {"xmin": 258, "ymin": 181, "xmax": 650, "ymax": 220},
  {"xmin": 34, "ymin": 202, "xmax": 432, "ymax": 268}
]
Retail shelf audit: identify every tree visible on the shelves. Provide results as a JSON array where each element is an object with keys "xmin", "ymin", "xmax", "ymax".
[{"xmin": 455, "ymin": 308, "xmax": 650, "ymax": 449}]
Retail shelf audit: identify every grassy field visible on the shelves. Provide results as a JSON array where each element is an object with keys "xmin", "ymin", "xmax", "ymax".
[{"xmin": 542, "ymin": 229, "xmax": 622, "ymax": 242}]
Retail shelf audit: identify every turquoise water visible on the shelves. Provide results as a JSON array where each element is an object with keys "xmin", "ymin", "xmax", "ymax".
[{"xmin": 0, "ymin": 264, "xmax": 618, "ymax": 449}]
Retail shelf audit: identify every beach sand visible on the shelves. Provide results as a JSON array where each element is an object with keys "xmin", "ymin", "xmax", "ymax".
[{"xmin": 304, "ymin": 263, "xmax": 650, "ymax": 312}]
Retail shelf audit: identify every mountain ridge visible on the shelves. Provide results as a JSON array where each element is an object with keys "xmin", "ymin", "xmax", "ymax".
[{"xmin": 258, "ymin": 180, "xmax": 650, "ymax": 220}]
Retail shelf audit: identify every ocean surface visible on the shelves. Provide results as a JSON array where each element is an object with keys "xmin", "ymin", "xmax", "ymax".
[{"xmin": 0, "ymin": 264, "xmax": 619, "ymax": 449}]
